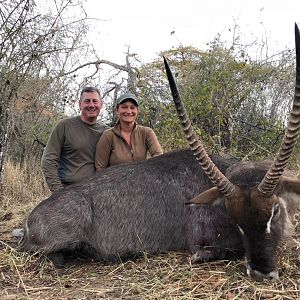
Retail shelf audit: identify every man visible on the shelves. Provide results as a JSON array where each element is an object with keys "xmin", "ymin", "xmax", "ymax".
[{"xmin": 41, "ymin": 86, "xmax": 108, "ymax": 192}]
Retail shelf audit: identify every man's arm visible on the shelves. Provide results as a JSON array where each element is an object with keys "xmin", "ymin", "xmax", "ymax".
[{"xmin": 41, "ymin": 122, "xmax": 64, "ymax": 192}]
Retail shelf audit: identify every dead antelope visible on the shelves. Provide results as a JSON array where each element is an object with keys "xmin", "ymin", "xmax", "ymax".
[{"xmin": 17, "ymin": 24, "xmax": 300, "ymax": 281}]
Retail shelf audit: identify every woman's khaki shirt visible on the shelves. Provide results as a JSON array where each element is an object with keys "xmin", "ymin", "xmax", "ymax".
[{"xmin": 95, "ymin": 122, "xmax": 163, "ymax": 170}]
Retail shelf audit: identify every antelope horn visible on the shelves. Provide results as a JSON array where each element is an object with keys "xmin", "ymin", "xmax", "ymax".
[
  {"xmin": 163, "ymin": 56, "xmax": 235, "ymax": 198},
  {"xmin": 258, "ymin": 23, "xmax": 300, "ymax": 197}
]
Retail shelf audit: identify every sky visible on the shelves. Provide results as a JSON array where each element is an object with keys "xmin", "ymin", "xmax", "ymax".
[{"xmin": 84, "ymin": 0, "xmax": 300, "ymax": 64}]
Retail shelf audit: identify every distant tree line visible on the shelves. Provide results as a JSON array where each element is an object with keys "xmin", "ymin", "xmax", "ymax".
[
  {"xmin": 1, "ymin": 0, "xmax": 299, "ymax": 189},
  {"xmin": 137, "ymin": 45, "xmax": 296, "ymax": 162}
]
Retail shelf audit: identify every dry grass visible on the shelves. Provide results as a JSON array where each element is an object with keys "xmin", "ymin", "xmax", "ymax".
[
  {"xmin": 1, "ymin": 162, "xmax": 300, "ymax": 299},
  {"xmin": 1, "ymin": 160, "xmax": 49, "ymax": 235}
]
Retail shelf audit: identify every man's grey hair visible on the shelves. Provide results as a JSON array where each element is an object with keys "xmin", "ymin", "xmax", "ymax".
[{"xmin": 80, "ymin": 86, "xmax": 101, "ymax": 101}]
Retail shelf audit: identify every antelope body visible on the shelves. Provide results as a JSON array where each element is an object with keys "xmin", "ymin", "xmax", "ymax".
[{"xmin": 18, "ymin": 150, "xmax": 239, "ymax": 261}]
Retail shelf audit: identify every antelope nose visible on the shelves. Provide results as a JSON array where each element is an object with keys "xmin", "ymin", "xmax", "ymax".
[{"xmin": 246, "ymin": 264, "xmax": 279, "ymax": 280}]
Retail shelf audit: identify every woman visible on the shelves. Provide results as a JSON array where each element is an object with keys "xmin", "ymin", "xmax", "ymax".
[{"xmin": 95, "ymin": 92, "xmax": 163, "ymax": 170}]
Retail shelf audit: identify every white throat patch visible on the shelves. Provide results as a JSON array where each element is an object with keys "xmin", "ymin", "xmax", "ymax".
[{"xmin": 266, "ymin": 205, "xmax": 275, "ymax": 234}]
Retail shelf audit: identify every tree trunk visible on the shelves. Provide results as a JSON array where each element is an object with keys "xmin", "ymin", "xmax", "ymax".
[{"xmin": 0, "ymin": 132, "xmax": 8, "ymax": 190}]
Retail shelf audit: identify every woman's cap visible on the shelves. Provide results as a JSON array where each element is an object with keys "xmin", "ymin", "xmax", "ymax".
[{"xmin": 116, "ymin": 93, "xmax": 139, "ymax": 106}]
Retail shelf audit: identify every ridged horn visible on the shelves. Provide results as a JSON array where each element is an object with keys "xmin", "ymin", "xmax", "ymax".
[
  {"xmin": 258, "ymin": 23, "xmax": 300, "ymax": 197},
  {"xmin": 163, "ymin": 56, "xmax": 235, "ymax": 198}
]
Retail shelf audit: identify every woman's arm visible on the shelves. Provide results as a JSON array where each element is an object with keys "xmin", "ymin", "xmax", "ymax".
[
  {"xmin": 95, "ymin": 131, "xmax": 113, "ymax": 171},
  {"xmin": 146, "ymin": 128, "xmax": 163, "ymax": 157}
]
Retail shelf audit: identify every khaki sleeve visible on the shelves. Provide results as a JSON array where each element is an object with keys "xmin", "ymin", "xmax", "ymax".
[
  {"xmin": 95, "ymin": 131, "xmax": 113, "ymax": 171},
  {"xmin": 41, "ymin": 122, "xmax": 64, "ymax": 192},
  {"xmin": 146, "ymin": 128, "xmax": 163, "ymax": 157}
]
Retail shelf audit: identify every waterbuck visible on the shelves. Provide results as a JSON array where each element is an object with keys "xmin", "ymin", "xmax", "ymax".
[{"xmin": 18, "ymin": 24, "xmax": 300, "ymax": 280}]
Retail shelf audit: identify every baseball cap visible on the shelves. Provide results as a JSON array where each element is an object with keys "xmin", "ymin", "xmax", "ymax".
[{"xmin": 116, "ymin": 92, "xmax": 139, "ymax": 106}]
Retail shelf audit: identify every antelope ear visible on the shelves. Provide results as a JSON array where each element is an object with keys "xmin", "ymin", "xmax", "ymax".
[
  {"xmin": 188, "ymin": 187, "xmax": 224, "ymax": 205},
  {"xmin": 278, "ymin": 176, "xmax": 300, "ymax": 194}
]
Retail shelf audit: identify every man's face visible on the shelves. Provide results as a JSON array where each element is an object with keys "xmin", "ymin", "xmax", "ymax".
[{"xmin": 79, "ymin": 91, "xmax": 102, "ymax": 123}]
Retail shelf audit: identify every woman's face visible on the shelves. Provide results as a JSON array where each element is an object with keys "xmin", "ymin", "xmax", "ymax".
[{"xmin": 116, "ymin": 100, "xmax": 138, "ymax": 124}]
